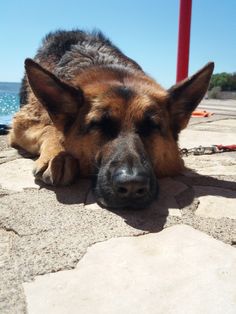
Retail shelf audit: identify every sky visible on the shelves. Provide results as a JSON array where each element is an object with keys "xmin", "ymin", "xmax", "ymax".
[{"xmin": 0, "ymin": 0, "xmax": 236, "ymax": 88}]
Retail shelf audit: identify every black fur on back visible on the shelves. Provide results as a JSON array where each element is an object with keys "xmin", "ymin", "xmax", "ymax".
[
  {"xmin": 20, "ymin": 29, "xmax": 143, "ymax": 106},
  {"xmin": 37, "ymin": 30, "xmax": 115, "ymax": 62}
]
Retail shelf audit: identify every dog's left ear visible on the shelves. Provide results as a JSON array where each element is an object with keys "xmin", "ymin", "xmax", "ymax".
[
  {"xmin": 168, "ymin": 62, "xmax": 214, "ymax": 134},
  {"xmin": 25, "ymin": 58, "xmax": 84, "ymax": 130}
]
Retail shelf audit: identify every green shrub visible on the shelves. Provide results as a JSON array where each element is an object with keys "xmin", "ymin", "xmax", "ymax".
[{"xmin": 209, "ymin": 72, "xmax": 236, "ymax": 91}]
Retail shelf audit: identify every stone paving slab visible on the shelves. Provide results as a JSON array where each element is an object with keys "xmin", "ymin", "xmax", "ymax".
[
  {"xmin": 0, "ymin": 158, "xmax": 39, "ymax": 191},
  {"xmin": 0, "ymin": 230, "xmax": 12, "ymax": 268},
  {"xmin": 23, "ymin": 225, "xmax": 236, "ymax": 314},
  {"xmin": 179, "ymin": 118, "xmax": 236, "ymax": 149},
  {"xmin": 194, "ymin": 186, "xmax": 236, "ymax": 219},
  {"xmin": 0, "ymin": 148, "xmax": 22, "ymax": 164},
  {"xmin": 0, "ymin": 181, "xmax": 91, "ymax": 236},
  {"xmin": 198, "ymin": 99, "xmax": 236, "ymax": 116},
  {"xmin": 183, "ymin": 154, "xmax": 236, "ymax": 177},
  {"xmin": 190, "ymin": 118, "xmax": 236, "ymax": 132},
  {"xmin": 0, "ymin": 230, "xmax": 26, "ymax": 314},
  {"xmin": 179, "ymin": 129, "xmax": 236, "ymax": 149}
]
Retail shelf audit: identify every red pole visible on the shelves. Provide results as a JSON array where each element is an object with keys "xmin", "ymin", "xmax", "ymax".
[{"xmin": 176, "ymin": 0, "xmax": 192, "ymax": 82}]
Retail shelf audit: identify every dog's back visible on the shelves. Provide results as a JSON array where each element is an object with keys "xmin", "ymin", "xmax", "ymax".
[{"xmin": 20, "ymin": 30, "xmax": 142, "ymax": 105}]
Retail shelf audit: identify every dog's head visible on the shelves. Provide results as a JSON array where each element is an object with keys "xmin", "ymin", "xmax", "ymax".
[{"xmin": 25, "ymin": 59, "xmax": 214, "ymax": 209}]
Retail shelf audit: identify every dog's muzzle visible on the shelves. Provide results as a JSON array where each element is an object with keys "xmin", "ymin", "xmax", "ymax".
[
  {"xmin": 93, "ymin": 134, "xmax": 158, "ymax": 209},
  {"xmin": 95, "ymin": 164, "xmax": 158, "ymax": 209}
]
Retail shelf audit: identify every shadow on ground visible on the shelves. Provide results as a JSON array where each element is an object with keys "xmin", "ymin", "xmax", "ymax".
[{"xmin": 34, "ymin": 171, "xmax": 236, "ymax": 233}]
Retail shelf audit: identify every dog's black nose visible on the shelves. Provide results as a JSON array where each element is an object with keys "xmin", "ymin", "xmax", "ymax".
[{"xmin": 112, "ymin": 168, "xmax": 150, "ymax": 200}]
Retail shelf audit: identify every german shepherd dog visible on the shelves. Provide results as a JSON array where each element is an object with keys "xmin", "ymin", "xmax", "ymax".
[{"xmin": 9, "ymin": 30, "xmax": 214, "ymax": 209}]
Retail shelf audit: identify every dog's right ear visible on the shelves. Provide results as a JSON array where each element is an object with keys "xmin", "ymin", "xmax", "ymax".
[
  {"xmin": 25, "ymin": 58, "xmax": 84, "ymax": 128},
  {"xmin": 167, "ymin": 62, "xmax": 214, "ymax": 135}
]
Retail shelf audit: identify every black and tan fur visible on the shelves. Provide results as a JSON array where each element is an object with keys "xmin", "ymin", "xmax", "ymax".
[{"xmin": 9, "ymin": 30, "xmax": 214, "ymax": 209}]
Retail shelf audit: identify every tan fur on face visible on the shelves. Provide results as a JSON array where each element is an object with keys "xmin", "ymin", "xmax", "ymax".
[
  {"xmin": 59, "ymin": 73, "xmax": 184, "ymax": 178},
  {"xmin": 10, "ymin": 67, "xmax": 184, "ymax": 180}
]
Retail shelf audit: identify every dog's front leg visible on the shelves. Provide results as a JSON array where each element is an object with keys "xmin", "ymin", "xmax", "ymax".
[{"xmin": 34, "ymin": 127, "xmax": 79, "ymax": 186}]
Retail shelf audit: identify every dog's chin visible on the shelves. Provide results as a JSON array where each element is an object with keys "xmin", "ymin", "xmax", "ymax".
[
  {"xmin": 97, "ymin": 198, "xmax": 151, "ymax": 211},
  {"xmin": 95, "ymin": 189, "xmax": 158, "ymax": 211}
]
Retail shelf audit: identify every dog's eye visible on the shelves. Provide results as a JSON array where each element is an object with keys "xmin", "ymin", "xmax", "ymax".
[
  {"xmin": 136, "ymin": 117, "xmax": 161, "ymax": 137},
  {"xmin": 85, "ymin": 116, "xmax": 120, "ymax": 139}
]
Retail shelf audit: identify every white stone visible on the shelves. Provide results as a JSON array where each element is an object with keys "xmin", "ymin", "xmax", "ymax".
[
  {"xmin": 23, "ymin": 225, "xmax": 236, "ymax": 314},
  {"xmin": 168, "ymin": 207, "xmax": 182, "ymax": 217},
  {"xmin": 179, "ymin": 129, "xmax": 236, "ymax": 149},
  {"xmin": 210, "ymin": 119, "xmax": 236, "ymax": 128},
  {"xmin": 183, "ymin": 154, "xmax": 236, "ymax": 176},
  {"xmin": 194, "ymin": 186, "xmax": 236, "ymax": 219},
  {"xmin": 194, "ymin": 119, "xmax": 236, "ymax": 131},
  {"xmin": 0, "ymin": 230, "xmax": 11, "ymax": 268},
  {"xmin": 0, "ymin": 148, "xmax": 22, "ymax": 164},
  {"xmin": 0, "ymin": 158, "xmax": 39, "ymax": 191}
]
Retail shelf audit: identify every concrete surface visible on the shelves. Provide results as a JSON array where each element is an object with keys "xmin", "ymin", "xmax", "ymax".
[
  {"xmin": 194, "ymin": 186, "xmax": 236, "ymax": 219},
  {"xmin": 0, "ymin": 104, "xmax": 236, "ymax": 313},
  {"xmin": 199, "ymin": 99, "xmax": 236, "ymax": 116},
  {"xmin": 23, "ymin": 225, "xmax": 236, "ymax": 314},
  {"xmin": 0, "ymin": 158, "xmax": 39, "ymax": 191}
]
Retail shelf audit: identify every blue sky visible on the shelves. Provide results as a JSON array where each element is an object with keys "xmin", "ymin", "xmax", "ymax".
[{"xmin": 0, "ymin": 0, "xmax": 235, "ymax": 88}]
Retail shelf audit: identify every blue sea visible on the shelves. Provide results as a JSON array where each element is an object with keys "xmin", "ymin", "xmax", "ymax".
[{"xmin": 0, "ymin": 82, "xmax": 20, "ymax": 125}]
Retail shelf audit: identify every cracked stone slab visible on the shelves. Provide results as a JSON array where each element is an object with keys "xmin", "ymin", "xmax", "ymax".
[
  {"xmin": 15, "ymin": 220, "xmax": 141, "ymax": 282},
  {"xmin": 0, "ymin": 158, "xmax": 39, "ymax": 191},
  {"xmin": 23, "ymin": 225, "xmax": 236, "ymax": 314},
  {"xmin": 0, "ymin": 229, "xmax": 12, "ymax": 268},
  {"xmin": 194, "ymin": 186, "xmax": 236, "ymax": 219},
  {"xmin": 0, "ymin": 230, "xmax": 27, "ymax": 314},
  {"xmin": 0, "ymin": 147, "xmax": 23, "ymax": 164},
  {"xmin": 0, "ymin": 180, "xmax": 91, "ymax": 236}
]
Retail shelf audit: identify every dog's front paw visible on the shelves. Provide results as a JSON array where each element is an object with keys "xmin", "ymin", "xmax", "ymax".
[{"xmin": 33, "ymin": 152, "xmax": 79, "ymax": 186}]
